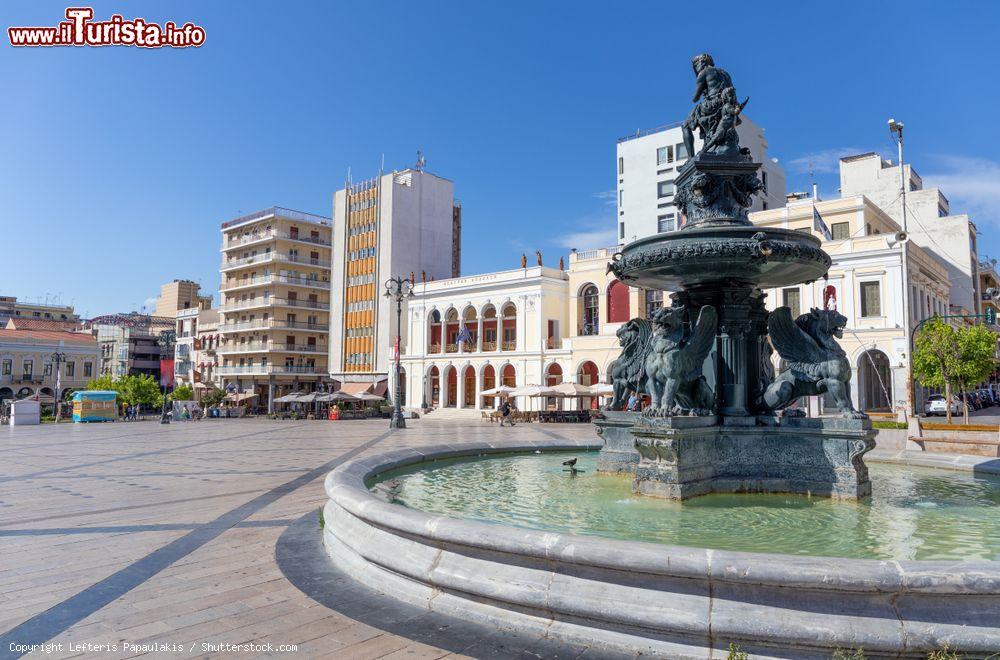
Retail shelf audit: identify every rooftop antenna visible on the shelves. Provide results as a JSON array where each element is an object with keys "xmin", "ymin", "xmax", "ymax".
[
  {"xmin": 808, "ymin": 161, "xmax": 819, "ymax": 201},
  {"xmin": 379, "ymin": 153, "xmax": 385, "ymax": 176},
  {"xmin": 415, "ymin": 150, "xmax": 426, "ymax": 172}
]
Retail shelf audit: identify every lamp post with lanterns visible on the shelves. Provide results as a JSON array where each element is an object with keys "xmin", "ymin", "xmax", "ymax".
[
  {"xmin": 384, "ymin": 276, "xmax": 414, "ymax": 429},
  {"xmin": 50, "ymin": 351, "xmax": 67, "ymax": 423}
]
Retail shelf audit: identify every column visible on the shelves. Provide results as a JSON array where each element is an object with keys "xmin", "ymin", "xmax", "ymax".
[
  {"xmin": 267, "ymin": 377, "xmax": 275, "ymax": 414},
  {"xmin": 477, "ymin": 317, "xmax": 484, "ymax": 352},
  {"xmin": 474, "ymin": 368, "xmax": 482, "ymax": 410},
  {"xmin": 456, "ymin": 370, "xmax": 465, "ymax": 409},
  {"xmin": 718, "ymin": 320, "xmax": 750, "ymax": 417}
]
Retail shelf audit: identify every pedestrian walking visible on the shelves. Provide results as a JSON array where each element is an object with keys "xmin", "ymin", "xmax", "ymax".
[{"xmin": 500, "ymin": 400, "xmax": 515, "ymax": 427}]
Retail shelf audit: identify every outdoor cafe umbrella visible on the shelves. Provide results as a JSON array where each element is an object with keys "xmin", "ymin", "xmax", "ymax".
[
  {"xmin": 317, "ymin": 391, "xmax": 358, "ymax": 403},
  {"xmin": 509, "ymin": 384, "xmax": 560, "ymax": 397},
  {"xmin": 480, "ymin": 385, "xmax": 518, "ymax": 397},
  {"xmin": 352, "ymin": 392, "xmax": 385, "ymax": 403},
  {"xmin": 550, "ymin": 382, "xmax": 597, "ymax": 397},
  {"xmin": 272, "ymin": 392, "xmax": 305, "ymax": 403}
]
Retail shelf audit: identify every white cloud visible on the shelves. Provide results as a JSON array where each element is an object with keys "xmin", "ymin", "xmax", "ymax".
[
  {"xmin": 924, "ymin": 155, "xmax": 1000, "ymax": 226},
  {"xmin": 787, "ymin": 146, "xmax": 868, "ymax": 175},
  {"xmin": 142, "ymin": 296, "xmax": 157, "ymax": 312},
  {"xmin": 592, "ymin": 189, "xmax": 617, "ymax": 207},
  {"xmin": 555, "ymin": 227, "xmax": 618, "ymax": 250}
]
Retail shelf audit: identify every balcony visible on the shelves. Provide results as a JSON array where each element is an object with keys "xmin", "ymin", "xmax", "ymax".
[
  {"xmin": 16, "ymin": 374, "xmax": 43, "ymax": 384},
  {"xmin": 428, "ymin": 344, "xmax": 442, "ymax": 354},
  {"xmin": 224, "ymin": 230, "xmax": 332, "ymax": 251},
  {"xmin": 221, "ymin": 274, "xmax": 332, "ymax": 293},
  {"xmin": 217, "ymin": 342, "xmax": 327, "ymax": 355},
  {"xmin": 217, "ymin": 320, "xmax": 330, "ymax": 334},
  {"xmin": 220, "ymin": 252, "xmax": 331, "ymax": 272},
  {"xmin": 578, "ymin": 323, "xmax": 600, "ymax": 337},
  {"xmin": 445, "ymin": 343, "xmax": 459, "ymax": 353},
  {"xmin": 502, "ymin": 341, "xmax": 516, "ymax": 351},
  {"xmin": 216, "ymin": 365, "xmax": 326, "ymax": 376},
  {"xmin": 481, "ymin": 341, "xmax": 497, "ymax": 351},
  {"xmin": 219, "ymin": 296, "xmax": 330, "ymax": 313}
]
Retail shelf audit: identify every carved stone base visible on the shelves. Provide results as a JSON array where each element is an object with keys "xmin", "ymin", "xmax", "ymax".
[
  {"xmin": 674, "ymin": 153, "xmax": 763, "ymax": 229},
  {"xmin": 628, "ymin": 415, "xmax": 874, "ymax": 500},
  {"xmin": 594, "ymin": 411, "xmax": 643, "ymax": 474}
]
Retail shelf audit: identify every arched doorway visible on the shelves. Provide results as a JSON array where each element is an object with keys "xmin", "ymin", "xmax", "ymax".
[
  {"xmin": 858, "ymin": 350, "xmax": 892, "ymax": 412},
  {"xmin": 501, "ymin": 364, "xmax": 516, "ymax": 387},
  {"xmin": 16, "ymin": 387, "xmax": 33, "ymax": 399},
  {"xmin": 578, "ymin": 284, "xmax": 599, "ymax": 335},
  {"xmin": 481, "ymin": 305, "xmax": 498, "ymax": 351},
  {"xmin": 481, "ymin": 364, "xmax": 496, "ymax": 408},
  {"xmin": 428, "ymin": 366, "xmax": 440, "ymax": 407},
  {"xmin": 463, "ymin": 366, "xmax": 476, "ymax": 407},
  {"xmin": 444, "ymin": 309, "xmax": 460, "ymax": 353},
  {"xmin": 427, "ymin": 309, "xmax": 442, "ymax": 354},
  {"xmin": 577, "ymin": 361, "xmax": 600, "ymax": 410},
  {"xmin": 0, "ymin": 387, "xmax": 13, "ymax": 402},
  {"xmin": 545, "ymin": 363, "xmax": 563, "ymax": 411},
  {"xmin": 607, "ymin": 281, "xmax": 630, "ymax": 323},
  {"xmin": 500, "ymin": 303, "xmax": 517, "ymax": 351},
  {"xmin": 445, "ymin": 366, "xmax": 458, "ymax": 407}
]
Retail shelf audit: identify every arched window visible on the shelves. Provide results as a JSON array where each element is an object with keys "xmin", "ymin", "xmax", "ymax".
[
  {"xmin": 481, "ymin": 305, "xmax": 498, "ymax": 351},
  {"xmin": 501, "ymin": 364, "xmax": 516, "ymax": 387},
  {"xmin": 501, "ymin": 303, "xmax": 517, "ymax": 351},
  {"xmin": 579, "ymin": 284, "xmax": 599, "ymax": 336},
  {"xmin": 607, "ymin": 281, "xmax": 630, "ymax": 323},
  {"xmin": 463, "ymin": 366, "xmax": 476, "ymax": 407},
  {"xmin": 481, "ymin": 364, "xmax": 496, "ymax": 408}
]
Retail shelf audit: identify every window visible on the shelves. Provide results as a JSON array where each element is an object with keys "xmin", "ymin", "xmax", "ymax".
[
  {"xmin": 581, "ymin": 285, "xmax": 600, "ymax": 335},
  {"xmin": 657, "ymin": 213, "xmax": 676, "ymax": 233},
  {"xmin": 676, "ymin": 142, "xmax": 689, "ymax": 160},
  {"xmin": 84, "ymin": 362, "xmax": 93, "ymax": 378},
  {"xmin": 619, "ymin": 222, "xmax": 625, "ymax": 240},
  {"xmin": 618, "ymin": 189, "xmax": 623, "ymax": 207},
  {"xmin": 831, "ymin": 222, "xmax": 850, "ymax": 240},
  {"xmin": 782, "ymin": 288, "xmax": 801, "ymax": 318},
  {"xmin": 860, "ymin": 281, "xmax": 881, "ymax": 318},
  {"xmin": 657, "ymin": 180, "xmax": 675, "ymax": 198},
  {"xmin": 618, "ymin": 156, "xmax": 623, "ymax": 174},
  {"xmin": 645, "ymin": 290, "xmax": 663, "ymax": 318},
  {"xmin": 1, "ymin": 359, "xmax": 10, "ymax": 375},
  {"xmin": 65, "ymin": 362, "xmax": 75, "ymax": 377},
  {"xmin": 761, "ymin": 171, "xmax": 768, "ymax": 193},
  {"xmin": 23, "ymin": 360, "xmax": 33, "ymax": 376},
  {"xmin": 656, "ymin": 145, "xmax": 674, "ymax": 166}
]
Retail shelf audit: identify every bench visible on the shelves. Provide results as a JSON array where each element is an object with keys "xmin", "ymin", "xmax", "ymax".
[{"xmin": 912, "ymin": 436, "xmax": 1000, "ymax": 457}]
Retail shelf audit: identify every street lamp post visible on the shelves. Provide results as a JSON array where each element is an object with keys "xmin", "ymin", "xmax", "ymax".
[
  {"xmin": 384, "ymin": 276, "xmax": 414, "ymax": 429},
  {"xmin": 50, "ymin": 351, "xmax": 66, "ymax": 423},
  {"xmin": 157, "ymin": 330, "xmax": 176, "ymax": 424},
  {"xmin": 888, "ymin": 118, "xmax": 914, "ymax": 419}
]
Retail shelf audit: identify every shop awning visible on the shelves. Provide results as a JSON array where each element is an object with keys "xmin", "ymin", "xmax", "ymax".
[{"xmin": 339, "ymin": 382, "xmax": 373, "ymax": 396}]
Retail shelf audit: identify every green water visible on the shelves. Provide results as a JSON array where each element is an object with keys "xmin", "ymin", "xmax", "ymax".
[{"xmin": 371, "ymin": 452, "xmax": 1000, "ymax": 561}]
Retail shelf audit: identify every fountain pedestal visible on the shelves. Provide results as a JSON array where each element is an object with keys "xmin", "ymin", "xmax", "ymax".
[{"xmin": 629, "ymin": 416, "xmax": 875, "ymax": 500}]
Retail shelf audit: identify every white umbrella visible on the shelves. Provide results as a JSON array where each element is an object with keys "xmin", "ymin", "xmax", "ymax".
[
  {"xmin": 551, "ymin": 382, "xmax": 597, "ymax": 397},
  {"xmin": 353, "ymin": 392, "xmax": 385, "ymax": 402},
  {"xmin": 481, "ymin": 385, "xmax": 517, "ymax": 397},
  {"xmin": 509, "ymin": 384, "xmax": 560, "ymax": 397},
  {"xmin": 273, "ymin": 392, "xmax": 305, "ymax": 403},
  {"xmin": 591, "ymin": 383, "xmax": 615, "ymax": 396},
  {"xmin": 296, "ymin": 392, "xmax": 322, "ymax": 403},
  {"xmin": 318, "ymin": 391, "xmax": 357, "ymax": 402}
]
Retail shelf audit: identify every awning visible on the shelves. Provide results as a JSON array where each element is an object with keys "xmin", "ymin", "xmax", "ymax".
[
  {"xmin": 373, "ymin": 380, "xmax": 389, "ymax": 398},
  {"xmin": 226, "ymin": 391, "xmax": 258, "ymax": 402},
  {"xmin": 339, "ymin": 382, "xmax": 373, "ymax": 396}
]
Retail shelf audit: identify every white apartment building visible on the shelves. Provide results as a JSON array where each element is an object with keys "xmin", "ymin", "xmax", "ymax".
[
  {"xmin": 616, "ymin": 117, "xmax": 786, "ymax": 242},
  {"xmin": 329, "ymin": 168, "xmax": 461, "ymax": 396},
  {"xmin": 217, "ymin": 207, "xmax": 333, "ymax": 410},
  {"xmin": 839, "ymin": 152, "xmax": 981, "ymax": 315}
]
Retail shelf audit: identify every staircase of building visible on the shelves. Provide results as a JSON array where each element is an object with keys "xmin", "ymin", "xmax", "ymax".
[{"xmin": 420, "ymin": 407, "xmax": 486, "ymax": 421}]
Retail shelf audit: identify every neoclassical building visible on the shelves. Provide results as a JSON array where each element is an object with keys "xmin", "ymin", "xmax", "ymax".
[{"xmin": 401, "ymin": 252, "xmax": 654, "ymax": 413}]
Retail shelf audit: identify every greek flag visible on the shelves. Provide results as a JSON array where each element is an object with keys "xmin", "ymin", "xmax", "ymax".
[
  {"xmin": 456, "ymin": 324, "xmax": 473, "ymax": 346},
  {"xmin": 813, "ymin": 205, "xmax": 833, "ymax": 241}
]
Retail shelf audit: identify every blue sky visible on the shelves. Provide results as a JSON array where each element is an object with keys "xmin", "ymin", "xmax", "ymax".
[{"xmin": 3, "ymin": 0, "xmax": 1000, "ymax": 318}]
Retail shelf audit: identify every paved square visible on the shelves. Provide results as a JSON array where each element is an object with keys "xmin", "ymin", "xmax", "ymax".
[{"xmin": 0, "ymin": 418, "xmax": 594, "ymax": 659}]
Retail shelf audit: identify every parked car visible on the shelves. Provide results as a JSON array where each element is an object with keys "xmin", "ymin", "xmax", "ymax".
[
  {"xmin": 924, "ymin": 394, "xmax": 959, "ymax": 416},
  {"xmin": 979, "ymin": 389, "xmax": 996, "ymax": 406},
  {"xmin": 962, "ymin": 392, "xmax": 981, "ymax": 411}
]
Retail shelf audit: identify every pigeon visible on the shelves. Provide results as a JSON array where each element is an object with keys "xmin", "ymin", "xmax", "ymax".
[{"xmin": 562, "ymin": 457, "xmax": 577, "ymax": 467}]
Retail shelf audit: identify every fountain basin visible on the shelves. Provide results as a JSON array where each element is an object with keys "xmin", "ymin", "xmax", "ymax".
[
  {"xmin": 324, "ymin": 439, "xmax": 1000, "ymax": 658},
  {"xmin": 609, "ymin": 226, "xmax": 831, "ymax": 291}
]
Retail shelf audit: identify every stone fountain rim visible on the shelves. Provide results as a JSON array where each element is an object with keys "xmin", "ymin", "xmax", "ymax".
[{"xmin": 324, "ymin": 438, "xmax": 1000, "ymax": 594}]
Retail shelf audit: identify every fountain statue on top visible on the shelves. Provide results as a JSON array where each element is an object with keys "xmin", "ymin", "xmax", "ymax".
[{"xmin": 597, "ymin": 54, "xmax": 874, "ymax": 500}]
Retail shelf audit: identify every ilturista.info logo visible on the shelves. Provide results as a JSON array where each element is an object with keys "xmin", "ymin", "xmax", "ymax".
[{"xmin": 8, "ymin": 7, "xmax": 206, "ymax": 48}]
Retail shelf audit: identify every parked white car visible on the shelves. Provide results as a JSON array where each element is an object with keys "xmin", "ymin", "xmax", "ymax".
[{"xmin": 924, "ymin": 394, "xmax": 959, "ymax": 416}]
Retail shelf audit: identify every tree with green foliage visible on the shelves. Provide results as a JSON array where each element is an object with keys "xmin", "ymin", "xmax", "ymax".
[
  {"xmin": 201, "ymin": 386, "xmax": 226, "ymax": 408},
  {"xmin": 116, "ymin": 374, "xmax": 164, "ymax": 408},
  {"xmin": 914, "ymin": 318, "xmax": 998, "ymax": 423},
  {"xmin": 169, "ymin": 384, "xmax": 195, "ymax": 402},
  {"xmin": 85, "ymin": 374, "xmax": 116, "ymax": 391}
]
